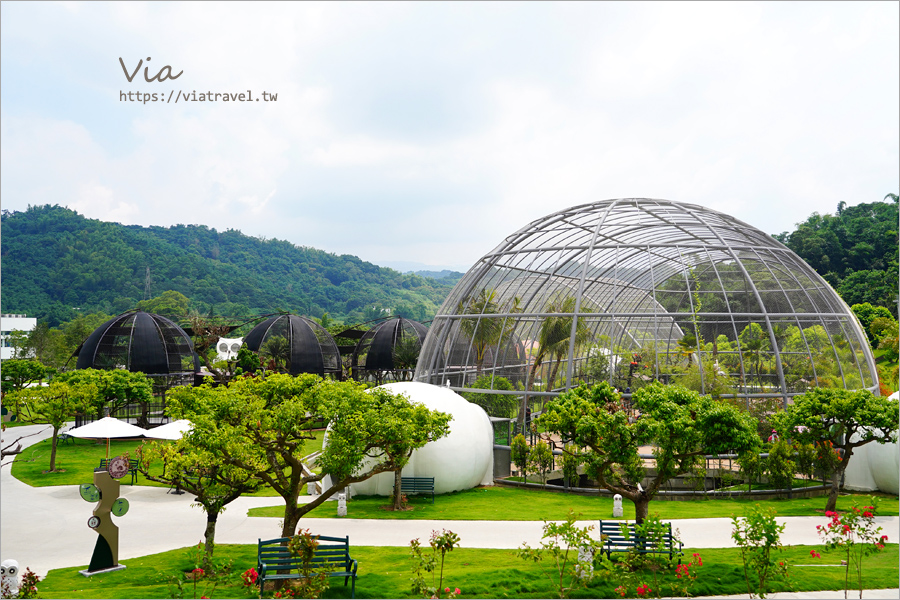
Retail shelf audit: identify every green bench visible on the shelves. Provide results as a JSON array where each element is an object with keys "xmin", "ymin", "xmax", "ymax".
[
  {"xmin": 257, "ymin": 535, "xmax": 358, "ymax": 598},
  {"xmin": 598, "ymin": 520, "xmax": 683, "ymax": 563},
  {"xmin": 401, "ymin": 476, "xmax": 435, "ymax": 503},
  {"xmin": 98, "ymin": 458, "xmax": 139, "ymax": 485}
]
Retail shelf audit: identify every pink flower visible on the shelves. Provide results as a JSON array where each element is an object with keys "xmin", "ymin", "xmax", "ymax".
[
  {"xmin": 454, "ymin": 589, "xmax": 461, "ymax": 595},
  {"xmin": 863, "ymin": 511, "xmax": 873, "ymax": 518},
  {"xmin": 615, "ymin": 586, "xmax": 627, "ymax": 598},
  {"xmin": 810, "ymin": 550, "xmax": 821, "ymax": 558},
  {"xmin": 192, "ymin": 568, "xmax": 204, "ymax": 575},
  {"xmin": 880, "ymin": 535, "xmax": 889, "ymax": 541},
  {"xmin": 445, "ymin": 588, "xmax": 450, "ymax": 593}
]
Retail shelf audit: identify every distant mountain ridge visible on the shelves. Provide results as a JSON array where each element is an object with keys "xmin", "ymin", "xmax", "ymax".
[{"xmin": 1, "ymin": 205, "xmax": 457, "ymax": 326}]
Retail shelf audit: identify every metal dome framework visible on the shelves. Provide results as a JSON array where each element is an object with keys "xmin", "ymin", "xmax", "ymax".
[
  {"xmin": 75, "ymin": 311, "xmax": 199, "ymax": 384},
  {"xmin": 351, "ymin": 317, "xmax": 429, "ymax": 384},
  {"xmin": 414, "ymin": 199, "xmax": 878, "ymax": 407},
  {"xmin": 244, "ymin": 314, "xmax": 341, "ymax": 378}
]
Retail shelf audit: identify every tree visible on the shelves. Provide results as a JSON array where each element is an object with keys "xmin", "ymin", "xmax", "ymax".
[
  {"xmin": 540, "ymin": 382, "xmax": 759, "ymax": 523},
  {"xmin": 457, "ymin": 288, "xmax": 503, "ymax": 377},
  {"xmin": 165, "ymin": 373, "xmax": 451, "ymax": 537},
  {"xmin": 850, "ymin": 303, "xmax": 894, "ymax": 346},
  {"xmin": 461, "ymin": 375, "xmax": 519, "ymax": 418},
  {"xmin": 7, "ymin": 380, "xmax": 95, "ymax": 471},
  {"xmin": 56, "ymin": 368, "xmax": 152, "ymax": 422},
  {"xmin": 520, "ymin": 294, "xmax": 589, "ymax": 432},
  {"xmin": 136, "ymin": 290, "xmax": 191, "ymax": 319},
  {"xmin": 137, "ymin": 437, "xmax": 261, "ymax": 570},
  {"xmin": 0, "ymin": 359, "xmax": 50, "ymax": 396},
  {"xmin": 773, "ymin": 388, "xmax": 899, "ymax": 513}
]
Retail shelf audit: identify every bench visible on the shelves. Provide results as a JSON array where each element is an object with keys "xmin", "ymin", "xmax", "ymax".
[
  {"xmin": 59, "ymin": 432, "xmax": 75, "ymax": 445},
  {"xmin": 257, "ymin": 535, "xmax": 357, "ymax": 598},
  {"xmin": 598, "ymin": 520, "xmax": 683, "ymax": 563},
  {"xmin": 401, "ymin": 476, "xmax": 435, "ymax": 504},
  {"xmin": 98, "ymin": 458, "xmax": 139, "ymax": 485}
]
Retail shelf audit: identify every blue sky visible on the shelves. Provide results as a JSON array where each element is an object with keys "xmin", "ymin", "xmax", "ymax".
[{"xmin": 2, "ymin": 1, "xmax": 897, "ymax": 272}]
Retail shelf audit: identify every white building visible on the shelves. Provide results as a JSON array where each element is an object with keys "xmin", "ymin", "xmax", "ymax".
[{"xmin": 0, "ymin": 314, "xmax": 37, "ymax": 360}]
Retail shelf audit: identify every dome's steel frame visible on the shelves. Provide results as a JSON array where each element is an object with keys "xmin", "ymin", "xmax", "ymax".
[{"xmin": 414, "ymin": 199, "xmax": 878, "ymax": 408}]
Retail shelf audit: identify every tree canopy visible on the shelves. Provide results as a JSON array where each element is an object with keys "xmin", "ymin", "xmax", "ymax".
[
  {"xmin": 539, "ymin": 382, "xmax": 759, "ymax": 522},
  {"xmin": 772, "ymin": 387, "xmax": 899, "ymax": 512},
  {"xmin": 164, "ymin": 373, "xmax": 451, "ymax": 537}
]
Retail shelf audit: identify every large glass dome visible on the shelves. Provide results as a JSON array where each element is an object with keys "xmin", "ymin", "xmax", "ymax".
[{"xmin": 414, "ymin": 199, "xmax": 877, "ymax": 409}]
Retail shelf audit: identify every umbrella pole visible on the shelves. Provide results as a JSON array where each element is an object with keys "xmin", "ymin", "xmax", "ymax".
[{"xmin": 106, "ymin": 437, "xmax": 110, "ymax": 460}]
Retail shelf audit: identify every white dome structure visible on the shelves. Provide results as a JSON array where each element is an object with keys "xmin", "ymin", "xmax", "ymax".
[
  {"xmin": 348, "ymin": 382, "xmax": 494, "ymax": 497},
  {"xmin": 843, "ymin": 391, "xmax": 900, "ymax": 495}
]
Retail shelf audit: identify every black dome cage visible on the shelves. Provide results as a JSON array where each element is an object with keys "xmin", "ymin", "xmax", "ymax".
[
  {"xmin": 414, "ymin": 198, "xmax": 878, "ymax": 410},
  {"xmin": 244, "ymin": 314, "xmax": 341, "ymax": 378},
  {"xmin": 351, "ymin": 317, "xmax": 429, "ymax": 384},
  {"xmin": 73, "ymin": 310, "xmax": 200, "ymax": 426}
]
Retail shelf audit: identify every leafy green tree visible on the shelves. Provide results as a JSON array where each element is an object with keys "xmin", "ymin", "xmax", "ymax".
[
  {"xmin": 457, "ymin": 288, "xmax": 503, "ymax": 377},
  {"xmin": 0, "ymin": 359, "xmax": 50, "ymax": 396},
  {"xmin": 772, "ymin": 388, "xmax": 899, "ymax": 513},
  {"xmin": 136, "ymin": 290, "xmax": 191, "ymax": 319},
  {"xmin": 391, "ymin": 335, "xmax": 422, "ymax": 382},
  {"xmin": 461, "ymin": 375, "xmax": 519, "ymax": 418},
  {"xmin": 137, "ymin": 437, "xmax": 260, "ymax": 570},
  {"xmin": 8, "ymin": 380, "xmax": 95, "ymax": 471},
  {"xmin": 540, "ymin": 382, "xmax": 759, "ymax": 523},
  {"xmin": 260, "ymin": 335, "xmax": 291, "ymax": 373},
  {"xmin": 850, "ymin": 303, "xmax": 895, "ymax": 346},
  {"xmin": 511, "ymin": 434, "xmax": 531, "ymax": 481},
  {"xmin": 520, "ymin": 294, "xmax": 589, "ymax": 432},
  {"xmin": 56, "ymin": 368, "xmax": 152, "ymax": 422},
  {"xmin": 871, "ymin": 317, "xmax": 899, "ymax": 363},
  {"xmin": 165, "ymin": 374, "xmax": 451, "ymax": 537},
  {"xmin": 529, "ymin": 439, "xmax": 554, "ymax": 487}
]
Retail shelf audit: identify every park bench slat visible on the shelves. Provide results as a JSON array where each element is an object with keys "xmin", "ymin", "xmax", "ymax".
[
  {"xmin": 400, "ymin": 476, "xmax": 435, "ymax": 503},
  {"xmin": 598, "ymin": 520, "xmax": 683, "ymax": 564},
  {"xmin": 257, "ymin": 535, "xmax": 357, "ymax": 598}
]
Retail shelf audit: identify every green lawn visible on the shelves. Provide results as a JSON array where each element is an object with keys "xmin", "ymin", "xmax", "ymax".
[
  {"xmin": 36, "ymin": 543, "xmax": 900, "ymax": 599},
  {"xmin": 248, "ymin": 485, "xmax": 900, "ymax": 521},
  {"xmin": 11, "ymin": 431, "xmax": 326, "ymax": 496}
]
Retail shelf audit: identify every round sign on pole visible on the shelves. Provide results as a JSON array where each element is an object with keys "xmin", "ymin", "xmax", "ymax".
[
  {"xmin": 111, "ymin": 498, "xmax": 129, "ymax": 517},
  {"xmin": 107, "ymin": 456, "xmax": 130, "ymax": 480},
  {"xmin": 87, "ymin": 516, "xmax": 100, "ymax": 529},
  {"xmin": 79, "ymin": 483, "xmax": 100, "ymax": 503}
]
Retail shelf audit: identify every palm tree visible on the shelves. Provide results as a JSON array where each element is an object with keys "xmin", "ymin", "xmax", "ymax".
[
  {"xmin": 458, "ymin": 289, "xmax": 522, "ymax": 377},
  {"xmin": 518, "ymin": 294, "xmax": 589, "ymax": 432},
  {"xmin": 261, "ymin": 335, "xmax": 291, "ymax": 373}
]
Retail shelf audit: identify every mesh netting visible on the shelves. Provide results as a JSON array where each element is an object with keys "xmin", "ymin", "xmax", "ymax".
[{"xmin": 414, "ymin": 198, "xmax": 877, "ymax": 407}]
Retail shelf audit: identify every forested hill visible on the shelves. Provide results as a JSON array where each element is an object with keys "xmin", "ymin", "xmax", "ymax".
[
  {"xmin": 773, "ymin": 197, "xmax": 898, "ymax": 316},
  {"xmin": 1, "ymin": 205, "xmax": 457, "ymax": 326}
]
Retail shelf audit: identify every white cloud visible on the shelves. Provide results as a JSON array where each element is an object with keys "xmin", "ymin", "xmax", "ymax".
[{"xmin": 1, "ymin": 1, "xmax": 897, "ymax": 268}]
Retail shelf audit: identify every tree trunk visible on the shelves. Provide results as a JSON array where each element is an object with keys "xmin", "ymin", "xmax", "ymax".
[
  {"xmin": 282, "ymin": 501, "xmax": 302, "ymax": 538},
  {"xmin": 825, "ymin": 457, "xmax": 849, "ymax": 513},
  {"xmin": 633, "ymin": 496, "xmax": 650, "ymax": 525},
  {"xmin": 203, "ymin": 513, "xmax": 218, "ymax": 571},
  {"xmin": 547, "ymin": 355, "xmax": 563, "ymax": 394},
  {"xmin": 48, "ymin": 425, "xmax": 60, "ymax": 472},
  {"xmin": 392, "ymin": 469, "xmax": 404, "ymax": 510}
]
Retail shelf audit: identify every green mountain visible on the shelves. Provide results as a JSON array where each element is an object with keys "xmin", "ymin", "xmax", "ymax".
[{"xmin": 1, "ymin": 205, "xmax": 456, "ymax": 326}]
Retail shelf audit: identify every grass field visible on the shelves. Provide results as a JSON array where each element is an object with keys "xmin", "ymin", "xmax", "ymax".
[
  {"xmin": 35, "ymin": 543, "xmax": 900, "ymax": 599},
  {"xmin": 248, "ymin": 485, "xmax": 900, "ymax": 521}
]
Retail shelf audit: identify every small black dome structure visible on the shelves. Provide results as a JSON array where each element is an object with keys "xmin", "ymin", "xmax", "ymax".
[
  {"xmin": 75, "ymin": 310, "xmax": 200, "ymax": 384},
  {"xmin": 244, "ymin": 314, "xmax": 341, "ymax": 377},
  {"xmin": 351, "ymin": 317, "xmax": 429, "ymax": 383}
]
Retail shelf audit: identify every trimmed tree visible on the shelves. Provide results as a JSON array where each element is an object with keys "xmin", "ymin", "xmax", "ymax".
[
  {"xmin": 773, "ymin": 388, "xmax": 899, "ymax": 513},
  {"xmin": 56, "ymin": 368, "xmax": 152, "ymax": 421},
  {"xmin": 7, "ymin": 380, "xmax": 95, "ymax": 472},
  {"xmin": 0, "ymin": 359, "xmax": 51, "ymax": 396},
  {"xmin": 165, "ymin": 373, "xmax": 451, "ymax": 537},
  {"xmin": 137, "ymin": 437, "xmax": 260, "ymax": 570},
  {"xmin": 540, "ymin": 382, "xmax": 759, "ymax": 523}
]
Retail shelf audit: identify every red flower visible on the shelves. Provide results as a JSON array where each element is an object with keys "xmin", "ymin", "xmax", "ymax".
[
  {"xmin": 192, "ymin": 568, "xmax": 204, "ymax": 575},
  {"xmin": 454, "ymin": 589, "xmax": 461, "ymax": 595},
  {"xmin": 863, "ymin": 511, "xmax": 873, "ymax": 518},
  {"xmin": 615, "ymin": 586, "xmax": 627, "ymax": 598},
  {"xmin": 810, "ymin": 550, "xmax": 821, "ymax": 558}
]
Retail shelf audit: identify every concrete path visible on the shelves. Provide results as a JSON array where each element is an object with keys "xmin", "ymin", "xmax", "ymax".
[{"xmin": 2, "ymin": 424, "xmax": 898, "ymax": 599}]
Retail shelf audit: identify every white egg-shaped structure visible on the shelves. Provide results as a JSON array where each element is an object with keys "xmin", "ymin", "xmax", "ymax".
[{"xmin": 349, "ymin": 381, "xmax": 494, "ymax": 497}]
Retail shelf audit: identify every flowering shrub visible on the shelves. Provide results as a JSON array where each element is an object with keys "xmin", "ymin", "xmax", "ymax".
[
  {"xmin": 286, "ymin": 529, "xmax": 329, "ymax": 599},
  {"xmin": 410, "ymin": 529, "xmax": 461, "ymax": 598},
  {"xmin": 517, "ymin": 510, "xmax": 600, "ymax": 599},
  {"xmin": 816, "ymin": 498, "xmax": 886, "ymax": 599},
  {"xmin": 636, "ymin": 583, "xmax": 652, "ymax": 597},
  {"xmin": 731, "ymin": 505, "xmax": 790, "ymax": 598},
  {"xmin": 241, "ymin": 567, "xmax": 259, "ymax": 587},
  {"xmin": 17, "ymin": 568, "xmax": 40, "ymax": 600}
]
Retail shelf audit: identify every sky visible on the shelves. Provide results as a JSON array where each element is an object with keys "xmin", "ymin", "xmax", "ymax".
[{"xmin": 1, "ymin": 1, "xmax": 897, "ymax": 273}]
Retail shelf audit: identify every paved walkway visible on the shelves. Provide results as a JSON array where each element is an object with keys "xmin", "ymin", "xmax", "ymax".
[{"xmin": 2, "ymin": 424, "xmax": 897, "ymax": 598}]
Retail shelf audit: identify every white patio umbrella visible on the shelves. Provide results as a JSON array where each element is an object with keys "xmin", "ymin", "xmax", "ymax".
[
  {"xmin": 144, "ymin": 419, "xmax": 192, "ymax": 441},
  {"xmin": 66, "ymin": 417, "xmax": 149, "ymax": 459}
]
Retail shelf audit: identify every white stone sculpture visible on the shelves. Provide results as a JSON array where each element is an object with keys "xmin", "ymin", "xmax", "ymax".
[
  {"xmin": 337, "ymin": 492, "xmax": 347, "ymax": 517},
  {"xmin": 613, "ymin": 494, "xmax": 623, "ymax": 518},
  {"xmin": 1, "ymin": 559, "xmax": 20, "ymax": 598},
  {"xmin": 575, "ymin": 546, "xmax": 594, "ymax": 580}
]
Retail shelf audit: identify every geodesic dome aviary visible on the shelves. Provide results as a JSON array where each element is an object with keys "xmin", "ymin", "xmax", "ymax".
[
  {"xmin": 351, "ymin": 317, "xmax": 429, "ymax": 383},
  {"xmin": 244, "ymin": 314, "xmax": 341, "ymax": 377},
  {"xmin": 74, "ymin": 310, "xmax": 200, "ymax": 386},
  {"xmin": 414, "ymin": 198, "xmax": 878, "ymax": 407}
]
